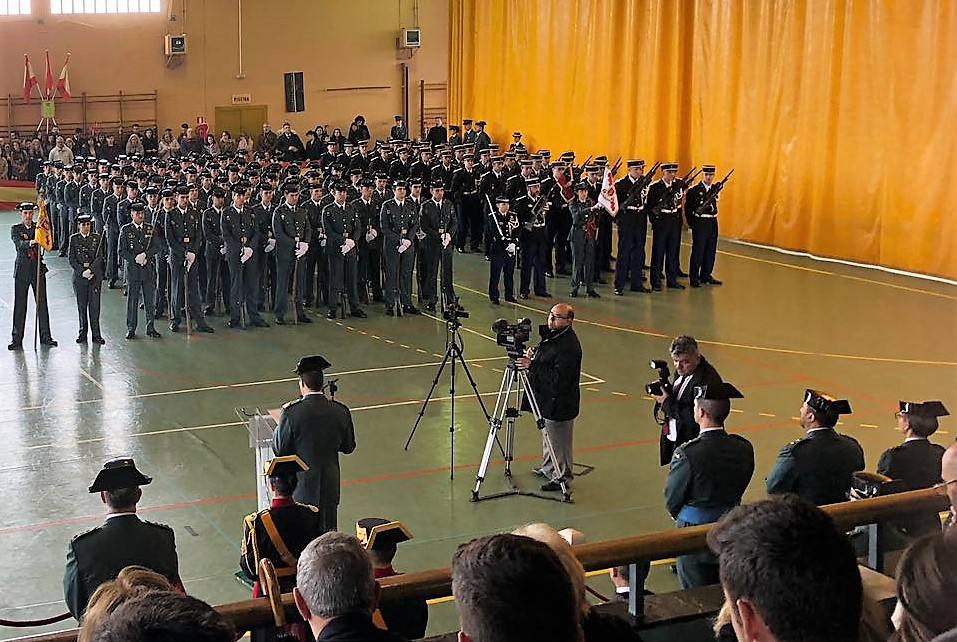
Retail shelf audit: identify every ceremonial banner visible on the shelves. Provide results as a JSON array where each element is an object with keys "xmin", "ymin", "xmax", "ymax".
[
  {"xmin": 23, "ymin": 54, "xmax": 38, "ymax": 101},
  {"xmin": 35, "ymin": 199, "xmax": 54, "ymax": 251}
]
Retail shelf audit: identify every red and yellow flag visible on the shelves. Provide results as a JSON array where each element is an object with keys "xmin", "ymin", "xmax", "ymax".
[{"xmin": 35, "ymin": 199, "xmax": 54, "ymax": 252}]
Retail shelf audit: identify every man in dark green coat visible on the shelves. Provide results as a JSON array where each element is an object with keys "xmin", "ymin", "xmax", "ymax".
[
  {"xmin": 273, "ymin": 356, "xmax": 356, "ymax": 532},
  {"xmin": 63, "ymin": 458, "xmax": 181, "ymax": 619},
  {"xmin": 766, "ymin": 389, "xmax": 865, "ymax": 505}
]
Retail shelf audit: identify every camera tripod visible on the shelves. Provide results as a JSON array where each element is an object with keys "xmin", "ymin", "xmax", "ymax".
[
  {"xmin": 404, "ymin": 314, "xmax": 492, "ymax": 479},
  {"xmin": 472, "ymin": 356, "xmax": 572, "ymax": 503}
]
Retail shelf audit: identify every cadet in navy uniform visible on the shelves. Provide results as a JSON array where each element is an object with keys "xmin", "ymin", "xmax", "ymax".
[
  {"xmin": 380, "ymin": 181, "xmax": 420, "ymax": 315},
  {"xmin": 240, "ymin": 456, "xmax": 324, "ymax": 596},
  {"xmin": 166, "ymin": 187, "xmax": 214, "ymax": 333},
  {"xmin": 63, "ymin": 458, "xmax": 181, "ymax": 619},
  {"xmin": 664, "ymin": 382, "xmax": 754, "ymax": 588},
  {"xmin": 486, "ymin": 196, "xmax": 519, "ymax": 304},
  {"xmin": 613, "ymin": 160, "xmax": 651, "ymax": 295},
  {"xmin": 514, "ymin": 177, "xmax": 550, "ymax": 299},
  {"xmin": 685, "ymin": 165, "xmax": 723, "ymax": 287},
  {"xmin": 323, "ymin": 183, "xmax": 366, "ymax": 319},
  {"xmin": 766, "ymin": 390, "xmax": 865, "ymax": 505},
  {"xmin": 118, "ymin": 202, "xmax": 161, "ymax": 339},
  {"xmin": 68, "ymin": 214, "xmax": 105, "ymax": 345},
  {"xmin": 272, "ymin": 181, "xmax": 313, "ymax": 324},
  {"xmin": 273, "ymin": 356, "xmax": 356, "ymax": 533},
  {"xmin": 419, "ymin": 181, "xmax": 458, "ymax": 311},
  {"xmin": 876, "ymin": 400, "xmax": 949, "ymax": 536},
  {"xmin": 8, "ymin": 202, "xmax": 56, "ymax": 350},
  {"xmin": 357, "ymin": 518, "xmax": 429, "ymax": 640},
  {"xmin": 450, "ymin": 154, "xmax": 482, "ymax": 252},
  {"xmin": 643, "ymin": 162, "xmax": 687, "ymax": 291}
]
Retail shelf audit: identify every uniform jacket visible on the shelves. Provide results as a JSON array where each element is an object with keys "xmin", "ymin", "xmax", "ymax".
[
  {"xmin": 664, "ymin": 429, "xmax": 754, "ymax": 519},
  {"xmin": 685, "ymin": 182, "xmax": 719, "ymax": 226},
  {"xmin": 766, "ymin": 428, "xmax": 865, "ymax": 505},
  {"xmin": 322, "ymin": 201, "xmax": 360, "ymax": 257},
  {"xmin": 877, "ymin": 438, "xmax": 946, "ymax": 535},
  {"xmin": 118, "ymin": 221, "xmax": 160, "ymax": 282},
  {"xmin": 68, "ymin": 232, "xmax": 104, "ymax": 280},
  {"xmin": 11, "ymin": 223, "xmax": 45, "ymax": 279},
  {"xmin": 165, "ymin": 206, "xmax": 203, "ymax": 260},
  {"xmin": 273, "ymin": 203, "xmax": 312, "ymax": 258},
  {"xmin": 419, "ymin": 198, "xmax": 457, "ymax": 252},
  {"xmin": 239, "ymin": 497, "xmax": 324, "ymax": 592},
  {"xmin": 273, "ymin": 394, "xmax": 356, "ymax": 507},
  {"xmin": 379, "ymin": 199, "xmax": 419, "ymax": 251},
  {"xmin": 222, "ymin": 205, "xmax": 260, "ymax": 261}
]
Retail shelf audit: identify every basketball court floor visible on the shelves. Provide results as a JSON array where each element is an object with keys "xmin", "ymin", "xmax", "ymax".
[{"xmin": 1, "ymin": 210, "xmax": 954, "ymax": 638}]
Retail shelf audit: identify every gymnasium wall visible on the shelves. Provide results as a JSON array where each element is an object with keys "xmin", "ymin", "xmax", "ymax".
[
  {"xmin": 449, "ymin": 0, "xmax": 957, "ymax": 280},
  {"xmin": 0, "ymin": 0, "xmax": 448, "ymax": 141}
]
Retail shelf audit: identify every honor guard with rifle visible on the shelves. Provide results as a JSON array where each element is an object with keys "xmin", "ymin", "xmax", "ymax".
[
  {"xmin": 8, "ymin": 202, "xmax": 56, "ymax": 350},
  {"xmin": 380, "ymin": 180, "xmax": 420, "ymax": 315},
  {"xmin": 202, "ymin": 187, "xmax": 228, "ymax": 317},
  {"xmin": 153, "ymin": 189, "xmax": 174, "ymax": 319},
  {"xmin": 68, "ymin": 214, "xmax": 105, "ymax": 344},
  {"xmin": 224, "ymin": 181, "xmax": 270, "ymax": 328},
  {"xmin": 103, "ymin": 177, "xmax": 126, "ymax": 289},
  {"xmin": 118, "ymin": 201, "xmax": 161, "ymax": 339},
  {"xmin": 252, "ymin": 182, "xmax": 277, "ymax": 312},
  {"xmin": 614, "ymin": 160, "xmax": 656, "ymax": 295},
  {"xmin": 353, "ymin": 179, "xmax": 383, "ymax": 304},
  {"xmin": 486, "ymin": 195, "xmax": 519, "ymax": 304},
  {"xmin": 451, "ymin": 153, "xmax": 482, "ymax": 253},
  {"xmin": 568, "ymin": 182, "xmax": 600, "ymax": 298},
  {"xmin": 166, "ymin": 186, "xmax": 214, "ymax": 334},
  {"xmin": 302, "ymin": 180, "xmax": 329, "ymax": 309},
  {"xmin": 514, "ymin": 177, "xmax": 550, "ymax": 299},
  {"xmin": 323, "ymin": 182, "xmax": 366, "ymax": 319},
  {"xmin": 272, "ymin": 181, "xmax": 313, "ymax": 325},
  {"xmin": 419, "ymin": 180, "xmax": 458, "ymax": 312},
  {"xmin": 479, "ymin": 156, "xmax": 509, "ymax": 257},
  {"xmin": 644, "ymin": 162, "xmax": 693, "ymax": 291},
  {"xmin": 685, "ymin": 166, "xmax": 732, "ymax": 287}
]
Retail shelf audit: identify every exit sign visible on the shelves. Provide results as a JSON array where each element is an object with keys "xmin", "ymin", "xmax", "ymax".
[{"xmin": 231, "ymin": 94, "xmax": 252, "ymax": 105}]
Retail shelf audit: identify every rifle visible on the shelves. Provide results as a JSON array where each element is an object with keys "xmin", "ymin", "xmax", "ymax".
[
  {"xmin": 694, "ymin": 169, "xmax": 734, "ymax": 215},
  {"xmin": 617, "ymin": 161, "xmax": 661, "ymax": 210},
  {"xmin": 649, "ymin": 167, "xmax": 699, "ymax": 218},
  {"xmin": 610, "ymin": 157, "xmax": 623, "ymax": 177}
]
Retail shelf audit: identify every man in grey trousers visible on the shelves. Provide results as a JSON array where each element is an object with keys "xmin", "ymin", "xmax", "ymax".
[{"xmin": 517, "ymin": 303, "xmax": 583, "ymax": 494}]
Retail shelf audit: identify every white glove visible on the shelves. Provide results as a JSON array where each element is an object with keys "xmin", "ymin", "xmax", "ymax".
[
  {"xmin": 442, "ymin": 233, "xmax": 452, "ymax": 248},
  {"xmin": 241, "ymin": 246, "xmax": 253, "ymax": 263},
  {"xmin": 185, "ymin": 251, "xmax": 196, "ymax": 270},
  {"xmin": 342, "ymin": 238, "xmax": 356, "ymax": 255},
  {"xmin": 365, "ymin": 228, "xmax": 378, "ymax": 243},
  {"xmin": 82, "ymin": 269, "xmax": 94, "ymax": 280},
  {"xmin": 506, "ymin": 242, "xmax": 517, "ymax": 255},
  {"xmin": 295, "ymin": 241, "xmax": 309, "ymax": 258},
  {"xmin": 135, "ymin": 252, "xmax": 147, "ymax": 266},
  {"xmin": 398, "ymin": 238, "xmax": 412, "ymax": 254},
  {"xmin": 319, "ymin": 234, "xmax": 327, "ymax": 248},
  {"xmin": 265, "ymin": 238, "xmax": 276, "ymax": 253},
  {"xmin": 415, "ymin": 230, "xmax": 426, "ymax": 241},
  {"xmin": 219, "ymin": 245, "xmax": 227, "ymax": 255}
]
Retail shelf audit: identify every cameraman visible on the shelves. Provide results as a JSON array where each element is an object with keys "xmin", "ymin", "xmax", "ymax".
[
  {"xmin": 650, "ymin": 335, "xmax": 722, "ymax": 465},
  {"xmin": 517, "ymin": 303, "xmax": 583, "ymax": 493}
]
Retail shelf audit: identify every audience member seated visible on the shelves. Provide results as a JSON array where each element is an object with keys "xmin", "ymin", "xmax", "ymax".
[
  {"xmin": 514, "ymin": 523, "xmax": 641, "ymax": 642},
  {"xmin": 890, "ymin": 532, "xmax": 957, "ymax": 642},
  {"xmin": 357, "ymin": 517, "xmax": 428, "ymax": 640},
  {"xmin": 707, "ymin": 495, "xmax": 862, "ymax": 642},
  {"xmin": 91, "ymin": 590, "xmax": 236, "ymax": 642},
  {"xmin": 78, "ymin": 566, "xmax": 172, "ymax": 642},
  {"xmin": 64, "ymin": 458, "xmax": 181, "ymax": 619},
  {"xmin": 293, "ymin": 531, "xmax": 405, "ymax": 641},
  {"xmin": 451, "ymin": 533, "xmax": 580, "ymax": 642}
]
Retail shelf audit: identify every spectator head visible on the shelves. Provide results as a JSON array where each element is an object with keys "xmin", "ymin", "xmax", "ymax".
[
  {"xmin": 56, "ymin": 136, "xmax": 65, "ymax": 148},
  {"xmin": 512, "ymin": 523, "xmax": 587, "ymax": 615},
  {"xmin": 294, "ymin": 355, "xmax": 330, "ymax": 394},
  {"xmin": 891, "ymin": 532, "xmax": 957, "ymax": 642},
  {"xmin": 897, "ymin": 401, "xmax": 948, "ymax": 439},
  {"xmin": 941, "ymin": 443, "xmax": 957, "ymax": 514},
  {"xmin": 294, "ymin": 532, "xmax": 377, "ymax": 637},
  {"xmin": 694, "ymin": 382, "xmax": 743, "ymax": 428},
  {"xmin": 354, "ymin": 115, "xmax": 366, "ymax": 125},
  {"xmin": 707, "ymin": 495, "xmax": 862, "ymax": 642},
  {"xmin": 91, "ymin": 591, "xmax": 235, "ymax": 642},
  {"xmin": 79, "ymin": 566, "xmax": 173, "ymax": 642},
  {"xmin": 89, "ymin": 458, "xmax": 152, "ymax": 514},
  {"xmin": 131, "ymin": 123, "xmax": 140, "ymax": 133},
  {"xmin": 800, "ymin": 389, "xmax": 851, "ymax": 430},
  {"xmin": 669, "ymin": 335, "xmax": 701, "ymax": 376},
  {"xmin": 547, "ymin": 303, "xmax": 574, "ymax": 332},
  {"xmin": 206, "ymin": 134, "xmax": 215, "ymax": 145},
  {"xmin": 451, "ymin": 533, "xmax": 580, "ymax": 642},
  {"xmin": 282, "ymin": 122, "xmax": 291, "ymax": 133}
]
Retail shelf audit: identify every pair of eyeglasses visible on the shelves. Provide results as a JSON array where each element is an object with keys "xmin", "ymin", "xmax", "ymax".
[{"xmin": 548, "ymin": 312, "xmax": 570, "ymax": 320}]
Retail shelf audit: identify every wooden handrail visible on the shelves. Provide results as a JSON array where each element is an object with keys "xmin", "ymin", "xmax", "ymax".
[{"xmin": 10, "ymin": 487, "xmax": 950, "ymax": 642}]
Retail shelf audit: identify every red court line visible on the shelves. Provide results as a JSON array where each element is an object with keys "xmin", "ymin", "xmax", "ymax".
[{"xmin": 0, "ymin": 417, "xmax": 794, "ymax": 537}]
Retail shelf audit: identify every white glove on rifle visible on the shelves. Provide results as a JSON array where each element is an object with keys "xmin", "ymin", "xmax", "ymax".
[
  {"xmin": 319, "ymin": 234, "xmax": 327, "ymax": 248},
  {"xmin": 441, "ymin": 233, "xmax": 452, "ymax": 248},
  {"xmin": 365, "ymin": 228, "xmax": 378, "ymax": 243},
  {"xmin": 415, "ymin": 230, "xmax": 426, "ymax": 241},
  {"xmin": 135, "ymin": 252, "xmax": 147, "ymax": 266},
  {"xmin": 82, "ymin": 269, "xmax": 94, "ymax": 280},
  {"xmin": 265, "ymin": 238, "xmax": 276, "ymax": 253},
  {"xmin": 341, "ymin": 238, "xmax": 356, "ymax": 255},
  {"xmin": 241, "ymin": 246, "xmax": 253, "ymax": 263},
  {"xmin": 185, "ymin": 251, "xmax": 196, "ymax": 270},
  {"xmin": 398, "ymin": 238, "xmax": 412, "ymax": 254},
  {"xmin": 219, "ymin": 245, "xmax": 227, "ymax": 255},
  {"xmin": 295, "ymin": 241, "xmax": 309, "ymax": 258},
  {"xmin": 506, "ymin": 242, "xmax": 517, "ymax": 255}
]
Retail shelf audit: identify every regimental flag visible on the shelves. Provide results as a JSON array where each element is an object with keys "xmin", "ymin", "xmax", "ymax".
[
  {"xmin": 56, "ymin": 53, "xmax": 72, "ymax": 100},
  {"xmin": 43, "ymin": 50, "xmax": 55, "ymax": 99},
  {"xmin": 23, "ymin": 55, "xmax": 38, "ymax": 102},
  {"xmin": 598, "ymin": 167, "xmax": 619, "ymax": 216},
  {"xmin": 35, "ymin": 199, "xmax": 54, "ymax": 252}
]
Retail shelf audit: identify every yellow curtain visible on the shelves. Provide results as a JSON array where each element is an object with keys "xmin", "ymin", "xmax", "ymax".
[{"xmin": 449, "ymin": 0, "xmax": 957, "ymax": 279}]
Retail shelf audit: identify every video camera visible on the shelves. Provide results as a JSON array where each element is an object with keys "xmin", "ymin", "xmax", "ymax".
[
  {"xmin": 443, "ymin": 296, "xmax": 469, "ymax": 323},
  {"xmin": 645, "ymin": 360, "xmax": 673, "ymax": 396},
  {"xmin": 492, "ymin": 317, "xmax": 533, "ymax": 357}
]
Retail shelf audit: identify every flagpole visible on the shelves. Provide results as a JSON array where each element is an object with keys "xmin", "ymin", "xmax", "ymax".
[{"xmin": 33, "ymin": 249, "xmax": 41, "ymax": 351}]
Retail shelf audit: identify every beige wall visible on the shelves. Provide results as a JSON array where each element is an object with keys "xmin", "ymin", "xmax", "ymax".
[{"xmin": 0, "ymin": 0, "xmax": 449, "ymax": 140}]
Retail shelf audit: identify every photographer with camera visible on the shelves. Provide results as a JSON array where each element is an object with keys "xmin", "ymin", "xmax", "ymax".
[
  {"xmin": 650, "ymin": 335, "xmax": 723, "ymax": 466},
  {"xmin": 516, "ymin": 303, "xmax": 583, "ymax": 493}
]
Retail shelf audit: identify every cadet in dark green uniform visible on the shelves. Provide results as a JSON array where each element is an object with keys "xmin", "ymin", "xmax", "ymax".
[
  {"xmin": 380, "ymin": 181, "xmax": 420, "ymax": 315},
  {"xmin": 357, "ymin": 518, "xmax": 429, "ymax": 640},
  {"xmin": 568, "ymin": 182, "xmax": 600, "ymax": 298},
  {"xmin": 323, "ymin": 183, "xmax": 366, "ymax": 319},
  {"xmin": 9, "ymin": 202, "xmax": 57, "ymax": 350},
  {"xmin": 664, "ymin": 382, "xmax": 754, "ymax": 588},
  {"xmin": 240, "ymin": 456, "xmax": 324, "ymax": 596},
  {"xmin": 766, "ymin": 389, "xmax": 865, "ymax": 505},
  {"xmin": 119, "ymin": 202, "xmax": 162, "ymax": 339},
  {"xmin": 876, "ymin": 400, "xmax": 949, "ymax": 536},
  {"xmin": 272, "ymin": 182, "xmax": 313, "ymax": 324},
  {"xmin": 63, "ymin": 458, "xmax": 181, "ymax": 619},
  {"xmin": 419, "ymin": 181, "xmax": 458, "ymax": 311},
  {"xmin": 67, "ymin": 214, "xmax": 105, "ymax": 345},
  {"xmin": 273, "ymin": 356, "xmax": 356, "ymax": 533}
]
